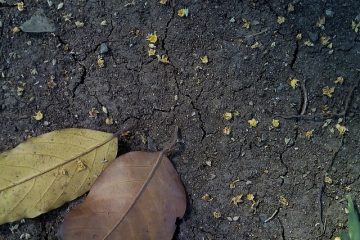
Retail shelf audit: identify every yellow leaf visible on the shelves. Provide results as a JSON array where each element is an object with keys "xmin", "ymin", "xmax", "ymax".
[
  {"xmin": 290, "ymin": 78, "xmax": 299, "ymax": 89},
  {"xmin": 272, "ymin": 119, "xmax": 280, "ymax": 128},
  {"xmin": 200, "ymin": 55, "xmax": 209, "ymax": 64},
  {"xmin": 177, "ymin": 8, "xmax": 189, "ymax": 17},
  {"xmin": 0, "ymin": 128, "xmax": 118, "ymax": 224},
  {"xmin": 248, "ymin": 118, "xmax": 258, "ymax": 127},
  {"xmin": 146, "ymin": 32, "xmax": 158, "ymax": 43},
  {"xmin": 33, "ymin": 111, "xmax": 43, "ymax": 121},
  {"xmin": 335, "ymin": 123, "xmax": 348, "ymax": 135},
  {"xmin": 304, "ymin": 40, "xmax": 314, "ymax": 47},
  {"xmin": 323, "ymin": 86, "xmax": 335, "ymax": 97},
  {"xmin": 223, "ymin": 112, "xmax": 233, "ymax": 121},
  {"xmin": 277, "ymin": 16, "xmax": 286, "ymax": 24}
]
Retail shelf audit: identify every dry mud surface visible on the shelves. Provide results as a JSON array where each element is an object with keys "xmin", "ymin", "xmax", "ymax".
[{"xmin": 1, "ymin": 0, "xmax": 360, "ymax": 239}]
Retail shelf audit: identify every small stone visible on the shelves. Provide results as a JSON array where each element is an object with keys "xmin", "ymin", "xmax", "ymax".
[
  {"xmin": 325, "ymin": 9, "xmax": 334, "ymax": 17},
  {"xmin": 20, "ymin": 13, "xmax": 56, "ymax": 33},
  {"xmin": 57, "ymin": 2, "xmax": 64, "ymax": 10},
  {"xmin": 99, "ymin": 43, "xmax": 109, "ymax": 54},
  {"xmin": 229, "ymin": 17, "xmax": 235, "ymax": 23},
  {"xmin": 308, "ymin": 32, "xmax": 319, "ymax": 42}
]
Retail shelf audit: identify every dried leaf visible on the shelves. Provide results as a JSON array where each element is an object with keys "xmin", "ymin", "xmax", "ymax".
[
  {"xmin": 0, "ymin": 128, "xmax": 118, "ymax": 224},
  {"xmin": 60, "ymin": 151, "xmax": 186, "ymax": 240}
]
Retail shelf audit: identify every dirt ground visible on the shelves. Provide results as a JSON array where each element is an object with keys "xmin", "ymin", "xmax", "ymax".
[{"xmin": 1, "ymin": 0, "xmax": 360, "ymax": 239}]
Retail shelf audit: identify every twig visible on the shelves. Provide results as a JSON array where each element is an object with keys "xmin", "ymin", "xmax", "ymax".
[
  {"xmin": 264, "ymin": 208, "xmax": 279, "ymax": 223},
  {"xmin": 300, "ymin": 80, "xmax": 308, "ymax": 115},
  {"xmin": 245, "ymin": 28, "xmax": 269, "ymax": 38},
  {"xmin": 278, "ymin": 77, "xmax": 359, "ymax": 121}
]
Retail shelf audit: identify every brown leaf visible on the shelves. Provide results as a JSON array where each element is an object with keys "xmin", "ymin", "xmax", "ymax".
[{"xmin": 59, "ymin": 151, "xmax": 186, "ymax": 240}]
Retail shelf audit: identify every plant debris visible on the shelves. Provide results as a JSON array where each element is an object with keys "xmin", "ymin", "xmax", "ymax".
[
  {"xmin": 177, "ymin": 8, "xmax": 189, "ymax": 17},
  {"xmin": 322, "ymin": 86, "xmax": 335, "ymax": 97},
  {"xmin": 248, "ymin": 118, "xmax": 258, "ymax": 127}
]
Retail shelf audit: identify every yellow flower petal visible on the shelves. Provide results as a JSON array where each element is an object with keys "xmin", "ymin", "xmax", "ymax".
[
  {"xmin": 248, "ymin": 118, "xmax": 258, "ymax": 127},
  {"xmin": 352, "ymin": 20, "xmax": 360, "ymax": 33},
  {"xmin": 157, "ymin": 54, "xmax": 170, "ymax": 64},
  {"xmin": 16, "ymin": 2, "xmax": 25, "ymax": 11},
  {"xmin": 177, "ymin": 8, "xmax": 189, "ymax": 17},
  {"xmin": 242, "ymin": 18, "xmax": 251, "ymax": 29},
  {"xmin": 316, "ymin": 16, "xmax": 326, "ymax": 29},
  {"xmin": 322, "ymin": 86, "xmax": 335, "ymax": 97},
  {"xmin": 335, "ymin": 123, "xmax": 348, "ymax": 135},
  {"xmin": 304, "ymin": 129, "xmax": 314, "ymax": 139},
  {"xmin": 200, "ymin": 55, "xmax": 209, "ymax": 64},
  {"xmin": 334, "ymin": 76, "xmax": 344, "ymax": 84},
  {"xmin": 11, "ymin": 26, "xmax": 21, "ymax": 33},
  {"xmin": 246, "ymin": 193, "xmax": 255, "ymax": 201},
  {"xmin": 33, "ymin": 111, "xmax": 43, "ymax": 121},
  {"xmin": 277, "ymin": 16, "xmax": 286, "ymax": 24},
  {"xmin": 213, "ymin": 211, "xmax": 221, "ymax": 219},
  {"xmin": 146, "ymin": 32, "xmax": 158, "ymax": 43},
  {"xmin": 272, "ymin": 119, "xmax": 280, "ymax": 128},
  {"xmin": 223, "ymin": 112, "xmax": 232, "ymax": 121},
  {"xmin": 97, "ymin": 56, "xmax": 105, "ymax": 68},
  {"xmin": 279, "ymin": 195, "xmax": 289, "ymax": 206},
  {"xmin": 290, "ymin": 79, "xmax": 299, "ymax": 89},
  {"xmin": 223, "ymin": 126, "xmax": 231, "ymax": 135},
  {"xmin": 304, "ymin": 40, "xmax": 314, "ymax": 47},
  {"xmin": 230, "ymin": 194, "xmax": 243, "ymax": 206},
  {"xmin": 148, "ymin": 48, "xmax": 156, "ymax": 56},
  {"xmin": 75, "ymin": 20, "xmax": 84, "ymax": 28}
]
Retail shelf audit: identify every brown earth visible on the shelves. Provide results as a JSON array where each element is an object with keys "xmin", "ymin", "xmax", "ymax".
[{"xmin": 1, "ymin": 0, "xmax": 360, "ymax": 239}]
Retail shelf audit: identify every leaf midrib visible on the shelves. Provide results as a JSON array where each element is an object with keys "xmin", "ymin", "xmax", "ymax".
[{"xmin": 0, "ymin": 133, "xmax": 116, "ymax": 192}]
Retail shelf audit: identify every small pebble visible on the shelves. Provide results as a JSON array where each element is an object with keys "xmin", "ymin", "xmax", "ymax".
[
  {"xmin": 325, "ymin": 9, "xmax": 334, "ymax": 17},
  {"xmin": 99, "ymin": 43, "xmax": 109, "ymax": 54}
]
